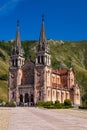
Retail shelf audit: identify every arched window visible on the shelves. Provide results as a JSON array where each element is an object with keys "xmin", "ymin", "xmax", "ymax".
[
  {"xmin": 41, "ymin": 56, "xmax": 44, "ymax": 64},
  {"xmin": 57, "ymin": 92, "xmax": 59, "ymax": 100},
  {"xmin": 53, "ymin": 91, "xmax": 55, "ymax": 97},
  {"xmin": 12, "ymin": 60, "xmax": 14, "ymax": 67},
  {"xmin": 16, "ymin": 59, "xmax": 18, "ymax": 67},
  {"xmin": 39, "ymin": 91, "xmax": 41, "ymax": 100},
  {"xmin": 66, "ymin": 93, "xmax": 68, "ymax": 99},
  {"xmin": 38, "ymin": 56, "xmax": 40, "ymax": 64},
  {"xmin": 12, "ymin": 92, "xmax": 14, "ymax": 98},
  {"xmin": 48, "ymin": 90, "xmax": 50, "ymax": 97},
  {"xmin": 61, "ymin": 92, "xmax": 64, "ymax": 103}
]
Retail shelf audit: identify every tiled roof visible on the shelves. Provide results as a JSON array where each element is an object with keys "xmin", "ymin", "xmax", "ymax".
[
  {"xmin": 52, "ymin": 69, "xmax": 68, "ymax": 75},
  {"xmin": 52, "ymin": 70, "xmax": 59, "ymax": 74},
  {"xmin": 58, "ymin": 69, "xmax": 68, "ymax": 75}
]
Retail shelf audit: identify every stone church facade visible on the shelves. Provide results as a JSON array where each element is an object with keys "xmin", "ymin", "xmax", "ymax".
[{"xmin": 8, "ymin": 18, "xmax": 81, "ymax": 106}]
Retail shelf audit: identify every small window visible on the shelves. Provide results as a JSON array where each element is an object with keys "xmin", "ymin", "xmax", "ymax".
[
  {"xmin": 66, "ymin": 93, "xmax": 68, "ymax": 99},
  {"xmin": 48, "ymin": 90, "xmax": 50, "ymax": 97},
  {"xmin": 52, "ymin": 77, "xmax": 55, "ymax": 82},
  {"xmin": 57, "ymin": 78, "xmax": 59, "ymax": 84},
  {"xmin": 76, "ymin": 93, "xmax": 79, "ymax": 100},
  {"xmin": 53, "ymin": 91, "xmax": 55, "ymax": 97},
  {"xmin": 39, "ymin": 91, "xmax": 41, "ymax": 100},
  {"xmin": 56, "ymin": 92, "xmax": 59, "ymax": 100}
]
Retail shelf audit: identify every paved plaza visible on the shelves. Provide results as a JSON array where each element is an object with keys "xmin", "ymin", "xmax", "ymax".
[{"xmin": 0, "ymin": 107, "xmax": 87, "ymax": 130}]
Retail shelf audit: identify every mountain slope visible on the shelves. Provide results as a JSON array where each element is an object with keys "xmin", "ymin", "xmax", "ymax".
[{"xmin": 0, "ymin": 40, "xmax": 87, "ymax": 102}]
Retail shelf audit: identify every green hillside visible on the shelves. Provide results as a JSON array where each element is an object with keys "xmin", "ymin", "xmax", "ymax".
[{"xmin": 0, "ymin": 40, "xmax": 87, "ymax": 102}]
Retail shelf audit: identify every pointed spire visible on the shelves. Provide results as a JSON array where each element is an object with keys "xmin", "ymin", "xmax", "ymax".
[
  {"xmin": 39, "ymin": 14, "xmax": 47, "ymax": 43},
  {"xmin": 15, "ymin": 20, "xmax": 21, "ymax": 49},
  {"xmin": 12, "ymin": 20, "xmax": 24, "ymax": 56}
]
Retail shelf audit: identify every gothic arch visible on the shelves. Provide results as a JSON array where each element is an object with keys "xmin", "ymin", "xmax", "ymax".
[{"xmin": 25, "ymin": 93, "xmax": 29, "ymax": 103}]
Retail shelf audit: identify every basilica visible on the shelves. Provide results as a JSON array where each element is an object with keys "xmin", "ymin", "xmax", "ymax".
[{"xmin": 8, "ymin": 17, "xmax": 81, "ymax": 106}]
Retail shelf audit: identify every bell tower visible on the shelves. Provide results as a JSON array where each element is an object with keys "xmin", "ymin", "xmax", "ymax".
[
  {"xmin": 34, "ymin": 16, "xmax": 51, "ymax": 103},
  {"xmin": 35, "ymin": 15, "xmax": 51, "ymax": 66},
  {"xmin": 8, "ymin": 21, "xmax": 25, "ymax": 103},
  {"xmin": 10, "ymin": 20, "xmax": 25, "ymax": 68}
]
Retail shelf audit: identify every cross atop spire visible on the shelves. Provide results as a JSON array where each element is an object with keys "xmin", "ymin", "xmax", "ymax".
[{"xmin": 39, "ymin": 15, "xmax": 47, "ymax": 44}]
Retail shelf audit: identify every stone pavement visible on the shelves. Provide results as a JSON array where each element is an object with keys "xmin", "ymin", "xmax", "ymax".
[
  {"xmin": 8, "ymin": 107, "xmax": 87, "ymax": 130},
  {"xmin": 0, "ymin": 108, "xmax": 10, "ymax": 130},
  {"xmin": 52, "ymin": 108, "xmax": 87, "ymax": 119}
]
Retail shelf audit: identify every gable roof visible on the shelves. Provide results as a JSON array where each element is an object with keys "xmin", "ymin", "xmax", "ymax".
[
  {"xmin": 52, "ymin": 69, "xmax": 68, "ymax": 75},
  {"xmin": 58, "ymin": 69, "xmax": 68, "ymax": 75},
  {"xmin": 22, "ymin": 60, "xmax": 34, "ymax": 71}
]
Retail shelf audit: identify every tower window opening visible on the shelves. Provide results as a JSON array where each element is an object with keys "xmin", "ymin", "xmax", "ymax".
[
  {"xmin": 38, "ymin": 56, "xmax": 40, "ymax": 64},
  {"xmin": 12, "ymin": 60, "xmax": 14, "ymax": 67},
  {"xmin": 16, "ymin": 59, "xmax": 18, "ymax": 67},
  {"xmin": 41, "ymin": 56, "xmax": 44, "ymax": 64}
]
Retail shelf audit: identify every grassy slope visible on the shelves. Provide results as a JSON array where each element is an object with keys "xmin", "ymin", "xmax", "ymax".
[
  {"xmin": 49, "ymin": 40, "xmax": 87, "ymax": 100},
  {"xmin": 0, "ymin": 45, "xmax": 9, "ymax": 102},
  {"xmin": 0, "ymin": 40, "xmax": 87, "ymax": 102}
]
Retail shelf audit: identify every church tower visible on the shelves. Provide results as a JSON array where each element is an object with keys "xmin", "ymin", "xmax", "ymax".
[
  {"xmin": 34, "ymin": 16, "xmax": 51, "ymax": 103},
  {"xmin": 8, "ymin": 21, "xmax": 25, "ymax": 103}
]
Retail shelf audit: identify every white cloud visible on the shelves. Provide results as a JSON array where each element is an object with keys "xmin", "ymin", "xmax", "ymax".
[{"xmin": 0, "ymin": 0, "xmax": 23, "ymax": 15}]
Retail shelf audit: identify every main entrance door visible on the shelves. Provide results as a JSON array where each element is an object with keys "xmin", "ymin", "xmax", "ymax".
[
  {"xmin": 31, "ymin": 94, "xmax": 34, "ymax": 102},
  {"xmin": 20, "ymin": 94, "xmax": 23, "ymax": 103},
  {"xmin": 25, "ymin": 93, "xmax": 29, "ymax": 103}
]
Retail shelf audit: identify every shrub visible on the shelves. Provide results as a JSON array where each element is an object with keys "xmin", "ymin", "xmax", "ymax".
[
  {"xmin": 44, "ymin": 105, "xmax": 54, "ymax": 109},
  {"xmin": 2, "ymin": 101, "xmax": 6, "ymax": 106},
  {"xmin": 37, "ymin": 101, "xmax": 53, "ymax": 108},
  {"xmin": 43, "ymin": 101, "xmax": 53, "ymax": 107},
  {"xmin": 84, "ymin": 100, "xmax": 87, "ymax": 105},
  {"xmin": 54, "ymin": 105, "xmax": 62, "ymax": 109},
  {"xmin": 37, "ymin": 102, "xmax": 44, "ymax": 107},
  {"xmin": 54, "ymin": 100, "xmax": 62, "ymax": 109},
  {"xmin": 55, "ymin": 100, "xmax": 60, "ymax": 104},
  {"xmin": 64, "ymin": 99, "xmax": 71, "ymax": 106},
  {"xmin": 79, "ymin": 105, "xmax": 87, "ymax": 109},
  {"xmin": 8, "ymin": 101, "xmax": 16, "ymax": 107}
]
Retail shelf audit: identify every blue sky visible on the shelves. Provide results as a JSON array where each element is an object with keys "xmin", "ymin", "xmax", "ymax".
[{"xmin": 0, "ymin": 0, "xmax": 87, "ymax": 41}]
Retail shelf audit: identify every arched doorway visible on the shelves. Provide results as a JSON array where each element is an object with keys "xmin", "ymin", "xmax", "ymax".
[
  {"xmin": 31, "ymin": 94, "xmax": 34, "ymax": 106},
  {"xmin": 25, "ymin": 93, "xmax": 29, "ymax": 103},
  {"xmin": 20, "ymin": 94, "xmax": 23, "ymax": 103},
  {"xmin": 31, "ymin": 94, "xmax": 34, "ymax": 102}
]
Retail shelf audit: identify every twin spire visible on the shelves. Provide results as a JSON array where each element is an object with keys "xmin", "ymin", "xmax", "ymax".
[
  {"xmin": 39, "ymin": 15, "xmax": 47, "ymax": 44},
  {"xmin": 37, "ymin": 15, "xmax": 49, "ymax": 52},
  {"xmin": 11, "ymin": 20, "xmax": 24, "ymax": 56},
  {"xmin": 15, "ymin": 20, "xmax": 21, "ymax": 50},
  {"xmin": 12, "ymin": 16, "xmax": 48, "ymax": 56},
  {"xmin": 15, "ymin": 15, "xmax": 47, "ymax": 49}
]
